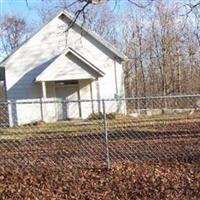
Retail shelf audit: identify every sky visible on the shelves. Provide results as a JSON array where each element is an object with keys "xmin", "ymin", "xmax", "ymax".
[
  {"xmin": 0, "ymin": 0, "xmax": 42, "ymax": 26},
  {"xmin": 0, "ymin": 0, "xmax": 134, "ymax": 27},
  {"xmin": 0, "ymin": 0, "xmax": 197, "ymax": 35},
  {"xmin": 0, "ymin": 0, "xmax": 193, "ymax": 21},
  {"xmin": 0, "ymin": 0, "xmax": 197, "ymax": 62},
  {"xmin": 0, "ymin": 0, "xmax": 132, "ymax": 61},
  {"xmin": 0, "ymin": 0, "xmax": 192, "ymax": 18}
]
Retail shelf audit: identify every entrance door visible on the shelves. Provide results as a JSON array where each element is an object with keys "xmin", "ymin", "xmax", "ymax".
[{"xmin": 56, "ymin": 82, "xmax": 80, "ymax": 119}]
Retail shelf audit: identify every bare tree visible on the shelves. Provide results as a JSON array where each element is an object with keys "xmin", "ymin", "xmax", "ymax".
[
  {"xmin": 6, "ymin": 0, "xmax": 200, "ymax": 98},
  {"xmin": 123, "ymin": 0, "xmax": 200, "ymax": 99},
  {"xmin": 0, "ymin": 15, "xmax": 31, "ymax": 59},
  {"xmin": 35, "ymin": 0, "xmax": 119, "ymax": 47}
]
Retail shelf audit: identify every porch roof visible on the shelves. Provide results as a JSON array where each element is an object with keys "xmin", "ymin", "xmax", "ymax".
[{"xmin": 35, "ymin": 47, "xmax": 105, "ymax": 82}]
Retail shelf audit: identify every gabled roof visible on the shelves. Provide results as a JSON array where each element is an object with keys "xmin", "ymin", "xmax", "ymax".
[
  {"xmin": 0, "ymin": 10, "xmax": 127, "ymax": 66},
  {"xmin": 35, "ymin": 47, "xmax": 104, "ymax": 82},
  {"xmin": 58, "ymin": 10, "xmax": 127, "ymax": 61}
]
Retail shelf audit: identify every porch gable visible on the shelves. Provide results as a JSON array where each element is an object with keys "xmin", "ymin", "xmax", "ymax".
[{"xmin": 35, "ymin": 48, "xmax": 104, "ymax": 82}]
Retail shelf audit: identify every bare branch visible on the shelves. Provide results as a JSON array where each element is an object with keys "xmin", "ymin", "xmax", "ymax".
[
  {"xmin": 65, "ymin": 1, "xmax": 91, "ymax": 31},
  {"xmin": 184, "ymin": 1, "xmax": 200, "ymax": 15},
  {"xmin": 127, "ymin": 0, "xmax": 154, "ymax": 8}
]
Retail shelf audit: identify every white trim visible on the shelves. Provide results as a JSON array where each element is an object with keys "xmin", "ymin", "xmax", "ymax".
[
  {"xmin": 78, "ymin": 80, "xmax": 82, "ymax": 118},
  {"xmin": 114, "ymin": 59, "xmax": 118, "ymax": 96},
  {"xmin": 90, "ymin": 81, "xmax": 94, "ymax": 113},
  {"xmin": 41, "ymin": 82, "xmax": 47, "ymax": 98},
  {"xmin": 95, "ymin": 78, "xmax": 101, "ymax": 112},
  {"xmin": 35, "ymin": 48, "xmax": 105, "ymax": 82},
  {"xmin": 67, "ymin": 47, "xmax": 105, "ymax": 76}
]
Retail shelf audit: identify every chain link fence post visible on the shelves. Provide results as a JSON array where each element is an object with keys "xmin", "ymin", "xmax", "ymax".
[
  {"xmin": 40, "ymin": 98, "xmax": 44, "ymax": 121},
  {"xmin": 102, "ymin": 99, "xmax": 111, "ymax": 169},
  {"xmin": 8, "ymin": 100, "xmax": 13, "ymax": 127}
]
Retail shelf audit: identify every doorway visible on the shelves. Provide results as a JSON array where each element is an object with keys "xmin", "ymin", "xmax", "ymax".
[{"xmin": 55, "ymin": 81, "xmax": 80, "ymax": 119}]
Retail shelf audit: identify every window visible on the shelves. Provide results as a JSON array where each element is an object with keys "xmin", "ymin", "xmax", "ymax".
[{"xmin": 55, "ymin": 80, "xmax": 78, "ymax": 86}]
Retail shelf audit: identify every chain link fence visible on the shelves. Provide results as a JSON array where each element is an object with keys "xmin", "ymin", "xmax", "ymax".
[{"xmin": 0, "ymin": 95, "xmax": 200, "ymax": 169}]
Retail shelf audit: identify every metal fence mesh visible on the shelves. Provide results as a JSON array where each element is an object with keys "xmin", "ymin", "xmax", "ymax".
[{"xmin": 0, "ymin": 95, "xmax": 200, "ymax": 169}]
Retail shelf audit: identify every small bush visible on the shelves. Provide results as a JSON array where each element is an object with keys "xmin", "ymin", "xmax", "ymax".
[
  {"xmin": 22, "ymin": 120, "xmax": 45, "ymax": 127},
  {"xmin": 87, "ymin": 112, "xmax": 104, "ymax": 120},
  {"xmin": 106, "ymin": 112, "xmax": 117, "ymax": 120},
  {"xmin": 88, "ymin": 112, "xmax": 117, "ymax": 120}
]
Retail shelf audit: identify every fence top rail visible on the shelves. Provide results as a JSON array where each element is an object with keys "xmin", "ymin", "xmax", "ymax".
[
  {"xmin": 0, "ymin": 94, "xmax": 200, "ymax": 104},
  {"xmin": 121, "ymin": 94, "xmax": 200, "ymax": 101}
]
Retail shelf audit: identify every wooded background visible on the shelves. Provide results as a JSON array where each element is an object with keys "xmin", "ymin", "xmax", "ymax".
[{"xmin": 0, "ymin": 0, "xmax": 199, "ymax": 98}]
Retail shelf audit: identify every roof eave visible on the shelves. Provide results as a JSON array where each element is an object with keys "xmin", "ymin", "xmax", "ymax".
[
  {"xmin": 67, "ymin": 47, "xmax": 105, "ymax": 77},
  {"xmin": 1, "ymin": 10, "xmax": 127, "ymax": 65},
  {"xmin": 59, "ymin": 10, "xmax": 127, "ymax": 61},
  {"xmin": 35, "ymin": 47, "xmax": 105, "ymax": 82},
  {"xmin": 0, "ymin": 11, "xmax": 65, "ymax": 66}
]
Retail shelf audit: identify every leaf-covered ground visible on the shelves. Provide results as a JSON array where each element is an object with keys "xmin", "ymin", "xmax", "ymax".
[
  {"xmin": 0, "ymin": 113, "xmax": 199, "ymax": 199},
  {"xmin": 0, "ymin": 161, "xmax": 199, "ymax": 200}
]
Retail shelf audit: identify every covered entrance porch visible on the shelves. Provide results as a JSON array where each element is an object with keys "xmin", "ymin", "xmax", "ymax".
[
  {"xmin": 35, "ymin": 48, "xmax": 104, "ymax": 121},
  {"xmin": 40, "ymin": 79, "xmax": 96, "ymax": 120}
]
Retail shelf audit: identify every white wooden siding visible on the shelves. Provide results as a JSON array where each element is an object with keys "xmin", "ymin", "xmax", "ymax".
[
  {"xmin": 4, "ymin": 13, "xmax": 125, "ymax": 124},
  {"xmin": 36, "ymin": 52, "xmax": 99, "ymax": 82}
]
